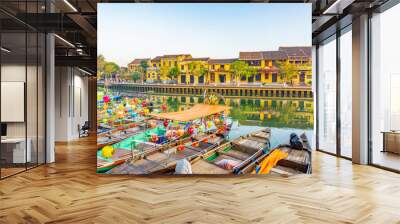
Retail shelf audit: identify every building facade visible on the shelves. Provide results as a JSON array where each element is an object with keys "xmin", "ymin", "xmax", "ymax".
[{"xmin": 128, "ymin": 46, "xmax": 312, "ymax": 86}]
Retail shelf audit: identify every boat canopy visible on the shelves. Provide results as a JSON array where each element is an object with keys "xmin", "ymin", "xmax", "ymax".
[{"xmin": 149, "ymin": 104, "xmax": 229, "ymax": 122}]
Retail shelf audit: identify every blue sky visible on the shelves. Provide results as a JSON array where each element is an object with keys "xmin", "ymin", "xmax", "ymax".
[{"xmin": 98, "ymin": 3, "xmax": 311, "ymax": 66}]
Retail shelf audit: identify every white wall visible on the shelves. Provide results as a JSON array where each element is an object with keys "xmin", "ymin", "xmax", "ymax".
[{"xmin": 54, "ymin": 67, "xmax": 89, "ymax": 141}]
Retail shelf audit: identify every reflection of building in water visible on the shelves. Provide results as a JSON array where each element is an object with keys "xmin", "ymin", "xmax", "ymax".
[{"xmin": 146, "ymin": 94, "xmax": 313, "ymax": 129}]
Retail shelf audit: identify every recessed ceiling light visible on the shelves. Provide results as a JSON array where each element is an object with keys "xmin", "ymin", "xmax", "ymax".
[
  {"xmin": 78, "ymin": 68, "xmax": 92, "ymax": 76},
  {"xmin": 54, "ymin": 34, "xmax": 75, "ymax": 48},
  {"xmin": 1, "ymin": 47, "xmax": 11, "ymax": 53},
  {"xmin": 63, "ymin": 0, "xmax": 78, "ymax": 12}
]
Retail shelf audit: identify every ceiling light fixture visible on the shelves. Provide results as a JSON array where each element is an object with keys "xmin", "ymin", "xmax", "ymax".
[
  {"xmin": 78, "ymin": 67, "xmax": 93, "ymax": 76},
  {"xmin": 323, "ymin": 0, "xmax": 355, "ymax": 15},
  {"xmin": 1, "ymin": 47, "xmax": 11, "ymax": 53},
  {"xmin": 54, "ymin": 34, "xmax": 75, "ymax": 48},
  {"xmin": 63, "ymin": 0, "xmax": 78, "ymax": 12}
]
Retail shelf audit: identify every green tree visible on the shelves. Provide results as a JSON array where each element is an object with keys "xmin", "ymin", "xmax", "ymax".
[
  {"xmin": 230, "ymin": 60, "xmax": 248, "ymax": 85},
  {"xmin": 244, "ymin": 66, "xmax": 258, "ymax": 83},
  {"xmin": 131, "ymin": 71, "xmax": 141, "ymax": 83},
  {"xmin": 189, "ymin": 62, "xmax": 208, "ymax": 83},
  {"xmin": 167, "ymin": 66, "xmax": 180, "ymax": 82},
  {"xmin": 139, "ymin": 60, "xmax": 149, "ymax": 83},
  {"xmin": 276, "ymin": 61, "xmax": 298, "ymax": 86},
  {"xmin": 97, "ymin": 55, "xmax": 106, "ymax": 80},
  {"xmin": 104, "ymin": 62, "xmax": 120, "ymax": 79}
]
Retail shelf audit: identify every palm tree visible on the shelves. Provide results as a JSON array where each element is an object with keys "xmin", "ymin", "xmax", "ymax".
[
  {"xmin": 139, "ymin": 60, "xmax": 149, "ymax": 83},
  {"xmin": 276, "ymin": 61, "xmax": 297, "ymax": 86}
]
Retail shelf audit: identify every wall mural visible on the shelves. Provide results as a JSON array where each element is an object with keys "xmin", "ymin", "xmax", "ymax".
[{"xmin": 97, "ymin": 3, "xmax": 313, "ymax": 175}]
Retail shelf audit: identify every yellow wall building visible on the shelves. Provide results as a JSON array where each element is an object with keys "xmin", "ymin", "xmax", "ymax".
[
  {"xmin": 178, "ymin": 57, "xmax": 209, "ymax": 84},
  {"xmin": 128, "ymin": 46, "xmax": 312, "ymax": 86}
]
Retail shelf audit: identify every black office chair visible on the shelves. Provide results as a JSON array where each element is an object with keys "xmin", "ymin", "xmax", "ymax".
[{"xmin": 79, "ymin": 121, "xmax": 90, "ymax": 138}]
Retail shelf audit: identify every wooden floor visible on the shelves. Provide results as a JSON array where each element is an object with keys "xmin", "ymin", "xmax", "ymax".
[{"xmin": 1, "ymin": 136, "xmax": 400, "ymax": 223}]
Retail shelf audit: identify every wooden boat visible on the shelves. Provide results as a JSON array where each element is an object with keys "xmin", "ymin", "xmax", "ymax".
[
  {"xmin": 240, "ymin": 132, "xmax": 311, "ymax": 175},
  {"xmin": 97, "ymin": 126, "xmax": 144, "ymax": 149},
  {"xmin": 106, "ymin": 132, "xmax": 225, "ymax": 175},
  {"xmin": 190, "ymin": 128, "xmax": 271, "ymax": 174},
  {"xmin": 96, "ymin": 118, "xmax": 155, "ymax": 149}
]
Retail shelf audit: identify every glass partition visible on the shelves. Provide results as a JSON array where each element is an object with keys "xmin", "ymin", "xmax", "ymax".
[
  {"xmin": 371, "ymin": 3, "xmax": 400, "ymax": 171},
  {"xmin": 1, "ymin": 31, "xmax": 28, "ymax": 177},
  {"xmin": 339, "ymin": 27, "xmax": 352, "ymax": 158},
  {"xmin": 0, "ymin": 2, "xmax": 46, "ymax": 179},
  {"xmin": 317, "ymin": 36, "xmax": 337, "ymax": 154}
]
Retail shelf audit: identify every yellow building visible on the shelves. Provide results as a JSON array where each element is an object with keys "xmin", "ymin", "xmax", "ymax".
[
  {"xmin": 239, "ymin": 47, "xmax": 312, "ymax": 85},
  {"xmin": 146, "ymin": 54, "xmax": 192, "ymax": 82},
  {"xmin": 208, "ymin": 59, "xmax": 237, "ymax": 84},
  {"xmin": 178, "ymin": 57, "xmax": 209, "ymax": 84},
  {"xmin": 128, "ymin": 46, "xmax": 312, "ymax": 85},
  {"xmin": 127, "ymin": 58, "xmax": 150, "ymax": 72}
]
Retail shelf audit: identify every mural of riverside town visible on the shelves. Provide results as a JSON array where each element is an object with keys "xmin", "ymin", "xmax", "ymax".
[{"xmin": 97, "ymin": 3, "xmax": 313, "ymax": 175}]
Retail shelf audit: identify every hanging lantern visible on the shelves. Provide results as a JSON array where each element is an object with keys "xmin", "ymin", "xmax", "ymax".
[
  {"xmin": 103, "ymin": 95, "xmax": 111, "ymax": 103},
  {"xmin": 161, "ymin": 104, "xmax": 167, "ymax": 111},
  {"xmin": 177, "ymin": 129, "xmax": 184, "ymax": 137},
  {"xmin": 151, "ymin": 134, "xmax": 159, "ymax": 142},
  {"xmin": 166, "ymin": 130, "xmax": 173, "ymax": 139},
  {"xmin": 163, "ymin": 120, "xmax": 169, "ymax": 128},
  {"xmin": 177, "ymin": 145, "xmax": 185, "ymax": 151},
  {"xmin": 102, "ymin": 146, "xmax": 114, "ymax": 158},
  {"xmin": 188, "ymin": 127, "xmax": 194, "ymax": 135},
  {"xmin": 143, "ymin": 108, "xmax": 149, "ymax": 115},
  {"xmin": 207, "ymin": 121, "xmax": 212, "ymax": 129}
]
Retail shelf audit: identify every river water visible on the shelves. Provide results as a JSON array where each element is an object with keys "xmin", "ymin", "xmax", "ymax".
[{"xmin": 117, "ymin": 92, "xmax": 314, "ymax": 148}]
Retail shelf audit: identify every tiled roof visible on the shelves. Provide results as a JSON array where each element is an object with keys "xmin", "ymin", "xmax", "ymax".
[
  {"xmin": 239, "ymin": 52, "xmax": 263, "ymax": 60},
  {"xmin": 162, "ymin": 54, "xmax": 191, "ymax": 58},
  {"xmin": 208, "ymin": 58, "xmax": 238, "ymax": 64},
  {"xmin": 128, "ymin": 58, "xmax": 150, "ymax": 65},
  {"xmin": 261, "ymin": 51, "xmax": 287, "ymax": 60},
  {"xmin": 151, "ymin": 56, "xmax": 162, "ymax": 62},
  {"xmin": 279, "ymin": 46, "xmax": 312, "ymax": 57},
  {"xmin": 183, "ymin": 57, "xmax": 210, "ymax": 62}
]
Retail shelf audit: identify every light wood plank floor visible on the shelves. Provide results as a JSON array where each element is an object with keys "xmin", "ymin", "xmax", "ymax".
[{"xmin": 0, "ymin": 136, "xmax": 400, "ymax": 223}]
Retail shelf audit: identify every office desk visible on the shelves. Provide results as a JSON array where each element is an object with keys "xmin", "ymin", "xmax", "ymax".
[{"xmin": 1, "ymin": 138, "xmax": 31, "ymax": 164}]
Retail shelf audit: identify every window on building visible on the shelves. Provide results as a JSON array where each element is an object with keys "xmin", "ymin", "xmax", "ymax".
[{"xmin": 255, "ymin": 73, "xmax": 261, "ymax": 81}]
